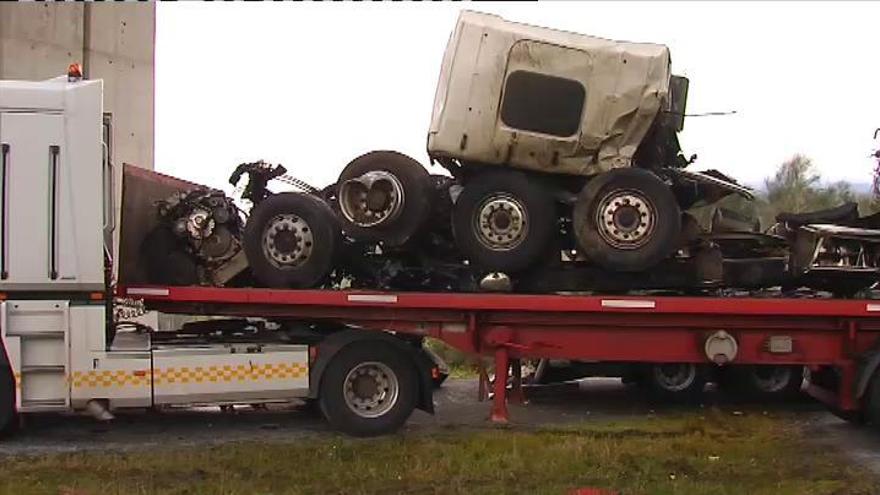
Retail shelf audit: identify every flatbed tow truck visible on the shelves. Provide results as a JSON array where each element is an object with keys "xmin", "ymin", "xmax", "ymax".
[{"xmin": 3, "ymin": 73, "xmax": 880, "ymax": 438}]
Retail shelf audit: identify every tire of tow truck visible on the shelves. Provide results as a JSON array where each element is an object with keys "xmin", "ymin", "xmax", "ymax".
[
  {"xmin": 641, "ymin": 363, "xmax": 707, "ymax": 402},
  {"xmin": 0, "ymin": 364, "xmax": 16, "ymax": 437},
  {"xmin": 452, "ymin": 170, "xmax": 556, "ymax": 273},
  {"xmin": 865, "ymin": 373, "xmax": 880, "ymax": 428},
  {"xmin": 573, "ymin": 168, "xmax": 681, "ymax": 272},
  {"xmin": 336, "ymin": 151, "xmax": 433, "ymax": 247},
  {"xmin": 243, "ymin": 192, "xmax": 341, "ymax": 289},
  {"xmin": 717, "ymin": 365, "xmax": 805, "ymax": 401},
  {"xmin": 318, "ymin": 342, "xmax": 418, "ymax": 437}
]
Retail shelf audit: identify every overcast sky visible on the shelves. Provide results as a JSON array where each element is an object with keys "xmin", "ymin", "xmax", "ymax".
[{"xmin": 155, "ymin": 2, "xmax": 880, "ymax": 195}]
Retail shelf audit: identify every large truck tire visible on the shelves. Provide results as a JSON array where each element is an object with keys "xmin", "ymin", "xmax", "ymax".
[
  {"xmin": 452, "ymin": 170, "xmax": 555, "ymax": 273},
  {"xmin": 574, "ymin": 168, "xmax": 681, "ymax": 272},
  {"xmin": 243, "ymin": 192, "xmax": 340, "ymax": 289},
  {"xmin": 318, "ymin": 342, "xmax": 418, "ymax": 437},
  {"xmin": 0, "ymin": 363, "xmax": 16, "ymax": 437},
  {"xmin": 718, "ymin": 365, "xmax": 804, "ymax": 401},
  {"xmin": 640, "ymin": 363, "xmax": 707, "ymax": 402},
  {"xmin": 336, "ymin": 151, "xmax": 432, "ymax": 247},
  {"xmin": 866, "ymin": 372, "xmax": 880, "ymax": 429}
]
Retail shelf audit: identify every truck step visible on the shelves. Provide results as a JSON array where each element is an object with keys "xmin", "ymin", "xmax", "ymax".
[
  {"xmin": 19, "ymin": 365, "xmax": 66, "ymax": 373},
  {"xmin": 19, "ymin": 398, "xmax": 68, "ymax": 412}
]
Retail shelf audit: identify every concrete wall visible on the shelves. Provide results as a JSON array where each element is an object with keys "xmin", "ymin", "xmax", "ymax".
[{"xmin": 0, "ymin": 3, "xmax": 155, "ymax": 170}]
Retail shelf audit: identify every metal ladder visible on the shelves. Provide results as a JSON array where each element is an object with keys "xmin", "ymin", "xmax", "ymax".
[{"xmin": 1, "ymin": 300, "xmax": 69, "ymax": 412}]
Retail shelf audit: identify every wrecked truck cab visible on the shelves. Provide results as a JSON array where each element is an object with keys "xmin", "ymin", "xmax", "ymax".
[{"xmin": 427, "ymin": 10, "xmax": 681, "ymax": 175}]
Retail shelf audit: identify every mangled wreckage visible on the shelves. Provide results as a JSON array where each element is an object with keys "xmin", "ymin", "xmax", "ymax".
[{"xmin": 121, "ymin": 12, "xmax": 880, "ymax": 297}]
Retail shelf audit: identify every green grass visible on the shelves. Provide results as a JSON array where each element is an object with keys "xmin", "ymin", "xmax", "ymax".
[{"xmin": 0, "ymin": 410, "xmax": 875, "ymax": 495}]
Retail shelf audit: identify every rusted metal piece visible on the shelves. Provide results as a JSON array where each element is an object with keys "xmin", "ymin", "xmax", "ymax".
[{"xmin": 118, "ymin": 165, "xmax": 200, "ymax": 285}]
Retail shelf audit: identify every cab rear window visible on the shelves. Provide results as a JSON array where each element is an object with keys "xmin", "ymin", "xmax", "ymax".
[{"xmin": 500, "ymin": 70, "xmax": 585, "ymax": 138}]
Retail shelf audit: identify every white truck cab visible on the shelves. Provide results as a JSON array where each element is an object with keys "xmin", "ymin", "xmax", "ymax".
[{"xmin": 0, "ymin": 75, "xmax": 434, "ymax": 436}]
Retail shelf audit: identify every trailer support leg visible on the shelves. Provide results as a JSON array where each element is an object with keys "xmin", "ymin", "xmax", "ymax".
[
  {"xmin": 509, "ymin": 358, "xmax": 526, "ymax": 405},
  {"xmin": 490, "ymin": 347, "xmax": 510, "ymax": 424}
]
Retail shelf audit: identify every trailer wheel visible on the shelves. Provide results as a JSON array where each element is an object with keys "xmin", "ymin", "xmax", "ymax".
[
  {"xmin": 244, "ymin": 192, "xmax": 340, "ymax": 288},
  {"xmin": 452, "ymin": 170, "xmax": 555, "ymax": 273},
  {"xmin": 574, "ymin": 168, "xmax": 681, "ymax": 272},
  {"xmin": 718, "ymin": 365, "xmax": 804, "ymax": 400},
  {"xmin": 0, "ymin": 364, "xmax": 16, "ymax": 437},
  {"xmin": 319, "ymin": 342, "xmax": 418, "ymax": 437},
  {"xmin": 642, "ymin": 363, "xmax": 707, "ymax": 402},
  {"xmin": 336, "ymin": 151, "xmax": 432, "ymax": 246}
]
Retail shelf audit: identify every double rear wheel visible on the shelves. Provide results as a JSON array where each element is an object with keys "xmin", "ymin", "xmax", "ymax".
[
  {"xmin": 452, "ymin": 170, "xmax": 556, "ymax": 274},
  {"xmin": 573, "ymin": 168, "xmax": 681, "ymax": 272},
  {"xmin": 452, "ymin": 167, "xmax": 681, "ymax": 276}
]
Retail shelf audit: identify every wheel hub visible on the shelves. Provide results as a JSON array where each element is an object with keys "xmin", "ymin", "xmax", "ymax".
[
  {"xmin": 474, "ymin": 194, "xmax": 528, "ymax": 251},
  {"xmin": 343, "ymin": 362, "xmax": 400, "ymax": 418},
  {"xmin": 339, "ymin": 170, "xmax": 405, "ymax": 228},
  {"xmin": 261, "ymin": 213, "xmax": 314, "ymax": 268},
  {"xmin": 752, "ymin": 366, "xmax": 792, "ymax": 393},
  {"xmin": 652, "ymin": 363, "xmax": 696, "ymax": 392},
  {"xmin": 185, "ymin": 209, "xmax": 215, "ymax": 240},
  {"xmin": 596, "ymin": 190, "xmax": 656, "ymax": 250}
]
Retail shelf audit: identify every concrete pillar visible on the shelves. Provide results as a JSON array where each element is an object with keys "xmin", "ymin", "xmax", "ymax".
[{"xmin": 0, "ymin": 3, "xmax": 155, "ymax": 171}]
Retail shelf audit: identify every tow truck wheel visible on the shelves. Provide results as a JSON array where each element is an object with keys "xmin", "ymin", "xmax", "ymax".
[
  {"xmin": 718, "ymin": 365, "xmax": 804, "ymax": 400},
  {"xmin": 641, "ymin": 363, "xmax": 707, "ymax": 402},
  {"xmin": 0, "ymin": 364, "xmax": 16, "ymax": 437},
  {"xmin": 452, "ymin": 170, "xmax": 555, "ymax": 273},
  {"xmin": 319, "ymin": 342, "xmax": 418, "ymax": 437},
  {"xmin": 574, "ymin": 168, "xmax": 681, "ymax": 272},
  {"xmin": 244, "ymin": 192, "xmax": 340, "ymax": 289},
  {"xmin": 336, "ymin": 151, "xmax": 432, "ymax": 247},
  {"xmin": 866, "ymin": 372, "xmax": 880, "ymax": 429}
]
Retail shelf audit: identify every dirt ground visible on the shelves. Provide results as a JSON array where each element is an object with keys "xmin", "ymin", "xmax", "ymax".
[{"xmin": 2, "ymin": 378, "xmax": 879, "ymax": 476}]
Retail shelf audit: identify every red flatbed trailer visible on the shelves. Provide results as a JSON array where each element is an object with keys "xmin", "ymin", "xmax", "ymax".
[{"xmin": 120, "ymin": 284, "xmax": 880, "ymax": 425}]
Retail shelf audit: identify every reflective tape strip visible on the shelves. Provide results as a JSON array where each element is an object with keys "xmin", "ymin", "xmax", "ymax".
[
  {"xmin": 71, "ymin": 370, "xmax": 150, "ymax": 388},
  {"xmin": 70, "ymin": 363, "xmax": 308, "ymax": 388},
  {"xmin": 601, "ymin": 299, "xmax": 656, "ymax": 309},
  {"xmin": 126, "ymin": 287, "xmax": 170, "ymax": 297},
  {"xmin": 867, "ymin": 304, "xmax": 880, "ymax": 312},
  {"xmin": 347, "ymin": 294, "xmax": 398, "ymax": 304},
  {"xmin": 153, "ymin": 363, "xmax": 307, "ymax": 385}
]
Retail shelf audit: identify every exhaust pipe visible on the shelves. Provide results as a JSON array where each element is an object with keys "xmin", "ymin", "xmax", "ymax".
[{"xmin": 86, "ymin": 399, "xmax": 115, "ymax": 422}]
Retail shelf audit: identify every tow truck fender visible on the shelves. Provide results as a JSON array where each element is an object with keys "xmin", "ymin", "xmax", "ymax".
[{"xmin": 308, "ymin": 329, "xmax": 435, "ymax": 414}]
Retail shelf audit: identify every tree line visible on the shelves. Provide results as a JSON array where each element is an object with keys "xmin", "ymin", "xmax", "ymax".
[{"xmin": 706, "ymin": 154, "xmax": 878, "ymax": 231}]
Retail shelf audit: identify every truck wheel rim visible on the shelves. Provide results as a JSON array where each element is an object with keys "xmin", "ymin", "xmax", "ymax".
[
  {"xmin": 474, "ymin": 194, "xmax": 529, "ymax": 251},
  {"xmin": 343, "ymin": 361, "xmax": 400, "ymax": 418},
  {"xmin": 339, "ymin": 170, "xmax": 406, "ymax": 228},
  {"xmin": 595, "ymin": 189, "xmax": 655, "ymax": 250},
  {"xmin": 652, "ymin": 364, "xmax": 696, "ymax": 392},
  {"xmin": 752, "ymin": 367, "xmax": 792, "ymax": 393},
  {"xmin": 262, "ymin": 214, "xmax": 314, "ymax": 268}
]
